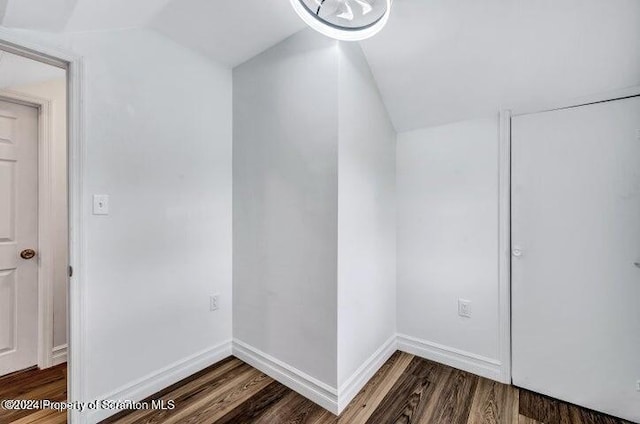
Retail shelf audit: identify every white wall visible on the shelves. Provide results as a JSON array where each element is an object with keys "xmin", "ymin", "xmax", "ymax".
[
  {"xmin": 0, "ymin": 28, "xmax": 233, "ymax": 420},
  {"xmin": 63, "ymin": 28, "xmax": 233, "ymax": 404},
  {"xmin": 336, "ymin": 42, "xmax": 396, "ymax": 389},
  {"xmin": 0, "ymin": 51, "xmax": 65, "ymax": 88},
  {"xmin": 233, "ymin": 29, "xmax": 339, "ymax": 387},
  {"xmin": 10, "ymin": 78, "xmax": 68, "ymax": 351},
  {"xmin": 397, "ymin": 118, "xmax": 500, "ymax": 365}
]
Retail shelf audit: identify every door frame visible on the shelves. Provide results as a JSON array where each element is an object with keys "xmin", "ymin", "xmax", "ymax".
[
  {"xmin": 499, "ymin": 85, "xmax": 640, "ymax": 385},
  {"xmin": 0, "ymin": 29, "xmax": 86, "ymax": 423},
  {"xmin": 0, "ymin": 89, "xmax": 57, "ymax": 370}
]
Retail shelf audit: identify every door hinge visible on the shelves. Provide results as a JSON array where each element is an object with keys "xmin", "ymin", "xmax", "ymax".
[{"xmin": 68, "ymin": 265, "xmax": 73, "ymax": 277}]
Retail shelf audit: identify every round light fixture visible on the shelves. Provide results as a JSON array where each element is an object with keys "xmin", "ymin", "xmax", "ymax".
[{"xmin": 290, "ymin": 0, "xmax": 392, "ymax": 41}]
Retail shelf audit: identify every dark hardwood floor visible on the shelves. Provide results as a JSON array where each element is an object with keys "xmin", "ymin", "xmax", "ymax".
[
  {"xmin": 102, "ymin": 352, "xmax": 633, "ymax": 424},
  {"xmin": 0, "ymin": 355, "xmax": 633, "ymax": 424},
  {"xmin": 0, "ymin": 363, "xmax": 67, "ymax": 424}
]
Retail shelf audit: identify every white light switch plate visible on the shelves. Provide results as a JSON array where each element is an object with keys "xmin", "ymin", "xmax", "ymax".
[{"xmin": 93, "ymin": 194, "xmax": 109, "ymax": 215}]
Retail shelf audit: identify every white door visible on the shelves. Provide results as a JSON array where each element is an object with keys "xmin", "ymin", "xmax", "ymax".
[
  {"xmin": 512, "ymin": 96, "xmax": 640, "ymax": 422},
  {"xmin": 0, "ymin": 100, "xmax": 39, "ymax": 376}
]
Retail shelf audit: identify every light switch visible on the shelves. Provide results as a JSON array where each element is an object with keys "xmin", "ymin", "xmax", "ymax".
[{"xmin": 93, "ymin": 194, "xmax": 109, "ymax": 215}]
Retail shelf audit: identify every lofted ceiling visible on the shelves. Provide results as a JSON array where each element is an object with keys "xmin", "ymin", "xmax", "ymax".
[
  {"xmin": 150, "ymin": 0, "xmax": 306, "ymax": 67},
  {"xmin": 0, "ymin": 0, "xmax": 639, "ymax": 132},
  {"xmin": 361, "ymin": 0, "xmax": 640, "ymax": 131}
]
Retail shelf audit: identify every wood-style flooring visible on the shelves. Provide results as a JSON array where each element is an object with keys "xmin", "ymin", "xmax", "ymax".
[
  {"xmin": 0, "ymin": 364, "xmax": 67, "ymax": 424},
  {"xmin": 0, "ymin": 354, "xmax": 633, "ymax": 424},
  {"xmin": 104, "ymin": 352, "xmax": 632, "ymax": 424}
]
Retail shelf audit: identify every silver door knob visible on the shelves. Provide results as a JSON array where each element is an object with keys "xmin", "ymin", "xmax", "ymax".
[{"xmin": 512, "ymin": 248, "xmax": 523, "ymax": 258}]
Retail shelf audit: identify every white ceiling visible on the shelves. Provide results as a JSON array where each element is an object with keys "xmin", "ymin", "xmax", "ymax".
[
  {"xmin": 361, "ymin": 0, "xmax": 640, "ymax": 131},
  {"xmin": 150, "ymin": 0, "xmax": 306, "ymax": 67},
  {"xmin": 65, "ymin": 0, "xmax": 173, "ymax": 32},
  {"xmin": 1, "ymin": 0, "xmax": 639, "ymax": 131},
  {"xmin": 2, "ymin": 0, "xmax": 77, "ymax": 31}
]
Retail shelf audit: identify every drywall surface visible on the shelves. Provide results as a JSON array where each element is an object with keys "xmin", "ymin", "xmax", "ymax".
[
  {"xmin": 0, "ymin": 51, "xmax": 65, "ymax": 88},
  {"xmin": 62, "ymin": 28, "xmax": 233, "ymax": 401},
  {"xmin": 362, "ymin": 0, "xmax": 640, "ymax": 131},
  {"xmin": 396, "ymin": 118, "xmax": 500, "ymax": 360},
  {"xmin": 10, "ymin": 78, "xmax": 68, "ymax": 351},
  {"xmin": 233, "ymin": 29, "xmax": 339, "ymax": 387},
  {"xmin": 336, "ymin": 42, "xmax": 396, "ymax": 388}
]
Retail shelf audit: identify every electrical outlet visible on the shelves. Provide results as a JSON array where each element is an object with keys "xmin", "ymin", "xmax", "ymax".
[
  {"xmin": 458, "ymin": 299, "xmax": 471, "ymax": 318},
  {"xmin": 92, "ymin": 194, "xmax": 109, "ymax": 215},
  {"xmin": 210, "ymin": 295, "xmax": 220, "ymax": 312}
]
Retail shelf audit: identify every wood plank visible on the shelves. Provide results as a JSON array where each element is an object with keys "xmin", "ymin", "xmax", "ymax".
[
  {"xmin": 0, "ymin": 365, "xmax": 66, "ymax": 398},
  {"xmin": 417, "ymin": 366, "xmax": 479, "ymax": 424},
  {"xmin": 253, "ymin": 391, "xmax": 329, "ymax": 424},
  {"xmin": 467, "ymin": 378, "xmax": 519, "ymax": 424},
  {"xmin": 30, "ymin": 411, "xmax": 66, "ymax": 424},
  {"xmin": 0, "ymin": 376, "xmax": 67, "ymax": 423},
  {"xmin": 215, "ymin": 381, "xmax": 291, "ymax": 424},
  {"xmin": 160, "ymin": 368, "xmax": 273, "ymax": 424},
  {"xmin": 338, "ymin": 351, "xmax": 413, "ymax": 424},
  {"xmin": 518, "ymin": 389, "xmax": 631, "ymax": 424},
  {"xmin": 309, "ymin": 407, "xmax": 338, "ymax": 424},
  {"xmin": 518, "ymin": 415, "xmax": 543, "ymax": 424},
  {"xmin": 7, "ymin": 409, "xmax": 60, "ymax": 424},
  {"xmin": 98, "ymin": 354, "xmax": 634, "ymax": 424},
  {"xmin": 103, "ymin": 357, "xmax": 245, "ymax": 424},
  {"xmin": 363, "ymin": 357, "xmax": 443, "ymax": 423}
]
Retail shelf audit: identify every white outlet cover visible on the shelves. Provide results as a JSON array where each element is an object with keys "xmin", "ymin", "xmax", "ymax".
[
  {"xmin": 458, "ymin": 299, "xmax": 471, "ymax": 318},
  {"xmin": 210, "ymin": 295, "xmax": 220, "ymax": 312},
  {"xmin": 93, "ymin": 194, "xmax": 109, "ymax": 215}
]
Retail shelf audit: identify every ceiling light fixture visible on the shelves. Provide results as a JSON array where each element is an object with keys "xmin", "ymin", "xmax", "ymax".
[{"xmin": 290, "ymin": 0, "xmax": 392, "ymax": 41}]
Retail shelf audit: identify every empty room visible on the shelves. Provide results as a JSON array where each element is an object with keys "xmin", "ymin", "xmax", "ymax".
[{"xmin": 0, "ymin": 0, "xmax": 638, "ymax": 423}]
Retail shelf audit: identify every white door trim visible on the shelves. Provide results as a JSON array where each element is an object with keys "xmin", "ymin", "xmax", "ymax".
[
  {"xmin": 511, "ymin": 86, "xmax": 640, "ymax": 117},
  {"xmin": 0, "ymin": 28, "xmax": 86, "ymax": 424},
  {"xmin": 0, "ymin": 89, "xmax": 56, "ymax": 370},
  {"xmin": 499, "ymin": 85, "xmax": 640, "ymax": 386},
  {"xmin": 498, "ymin": 109, "xmax": 512, "ymax": 384}
]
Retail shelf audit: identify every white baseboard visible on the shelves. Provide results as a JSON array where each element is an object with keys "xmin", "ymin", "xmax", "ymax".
[
  {"xmin": 87, "ymin": 340, "xmax": 232, "ymax": 424},
  {"xmin": 52, "ymin": 344, "xmax": 67, "ymax": 366},
  {"xmin": 397, "ymin": 334, "xmax": 502, "ymax": 381},
  {"xmin": 80, "ymin": 335, "xmax": 504, "ymax": 423},
  {"xmin": 337, "ymin": 335, "xmax": 396, "ymax": 413},
  {"xmin": 232, "ymin": 339, "xmax": 339, "ymax": 414}
]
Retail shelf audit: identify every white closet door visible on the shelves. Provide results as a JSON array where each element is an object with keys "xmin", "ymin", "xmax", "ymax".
[{"xmin": 512, "ymin": 96, "xmax": 640, "ymax": 423}]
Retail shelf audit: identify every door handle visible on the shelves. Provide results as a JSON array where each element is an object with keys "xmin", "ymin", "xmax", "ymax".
[{"xmin": 20, "ymin": 249, "xmax": 37, "ymax": 260}]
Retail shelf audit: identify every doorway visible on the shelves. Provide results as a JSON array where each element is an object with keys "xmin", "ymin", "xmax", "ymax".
[{"xmin": 0, "ymin": 49, "xmax": 69, "ymax": 423}]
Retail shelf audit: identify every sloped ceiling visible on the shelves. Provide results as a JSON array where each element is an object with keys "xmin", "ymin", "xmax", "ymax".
[
  {"xmin": 0, "ymin": 0, "xmax": 171, "ymax": 32},
  {"xmin": 150, "ymin": 0, "xmax": 306, "ymax": 67},
  {"xmin": 2, "ymin": 0, "xmax": 77, "ymax": 31},
  {"xmin": 361, "ymin": 0, "xmax": 640, "ymax": 131},
  {"xmin": 1, "ymin": 0, "xmax": 639, "ymax": 132},
  {"xmin": 65, "ymin": 0, "xmax": 173, "ymax": 32}
]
